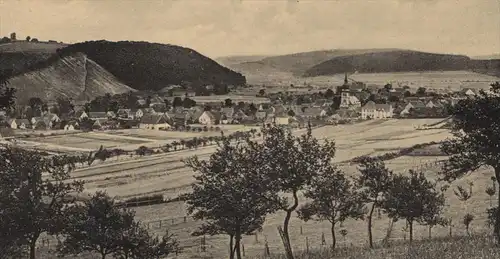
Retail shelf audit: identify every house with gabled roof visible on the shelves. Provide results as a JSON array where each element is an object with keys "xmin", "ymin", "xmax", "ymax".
[
  {"xmin": 15, "ymin": 119, "xmax": 31, "ymax": 129},
  {"xmin": 140, "ymin": 114, "xmax": 171, "ymax": 130},
  {"xmin": 198, "ymin": 111, "xmax": 219, "ymax": 125},
  {"xmin": 254, "ymin": 110, "xmax": 267, "ymax": 121},
  {"xmin": 117, "ymin": 109, "xmax": 133, "ymax": 119},
  {"xmin": 7, "ymin": 118, "xmax": 17, "ymax": 129},
  {"xmin": 361, "ymin": 101, "xmax": 394, "ymax": 119},
  {"xmin": 106, "ymin": 111, "xmax": 116, "ymax": 119},
  {"xmin": 400, "ymin": 101, "xmax": 426, "ymax": 116},
  {"xmin": 220, "ymin": 107, "xmax": 235, "ymax": 124},
  {"xmin": 75, "ymin": 110, "xmax": 88, "ymax": 121},
  {"xmin": 301, "ymin": 107, "xmax": 327, "ymax": 118},
  {"xmin": 88, "ymin": 112, "xmax": 107, "ymax": 120}
]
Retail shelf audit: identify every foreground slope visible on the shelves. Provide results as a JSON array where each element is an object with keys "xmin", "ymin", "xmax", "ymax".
[
  {"xmin": 55, "ymin": 40, "xmax": 247, "ymax": 91},
  {"xmin": 8, "ymin": 53, "xmax": 134, "ymax": 105}
]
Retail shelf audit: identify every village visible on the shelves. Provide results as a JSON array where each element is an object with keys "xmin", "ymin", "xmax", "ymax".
[{"xmin": 0, "ymin": 74, "xmax": 480, "ymax": 137}]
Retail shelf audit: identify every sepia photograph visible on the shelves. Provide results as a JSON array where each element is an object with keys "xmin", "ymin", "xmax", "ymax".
[{"xmin": 0, "ymin": 0, "xmax": 499, "ymax": 258}]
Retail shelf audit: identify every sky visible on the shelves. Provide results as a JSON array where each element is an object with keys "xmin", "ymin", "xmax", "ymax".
[{"xmin": 1, "ymin": 0, "xmax": 499, "ymax": 58}]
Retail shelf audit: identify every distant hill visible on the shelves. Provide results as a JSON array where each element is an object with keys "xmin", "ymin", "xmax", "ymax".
[
  {"xmin": 1, "ymin": 40, "xmax": 246, "ymax": 102},
  {"xmin": 303, "ymin": 50, "xmax": 473, "ymax": 77},
  {"xmin": 223, "ymin": 49, "xmax": 402, "ymax": 76},
  {"xmin": 54, "ymin": 41, "xmax": 246, "ymax": 91},
  {"xmin": 7, "ymin": 52, "xmax": 134, "ymax": 105},
  {"xmin": 472, "ymin": 54, "xmax": 500, "ymax": 60},
  {"xmin": 216, "ymin": 55, "xmax": 269, "ymax": 67}
]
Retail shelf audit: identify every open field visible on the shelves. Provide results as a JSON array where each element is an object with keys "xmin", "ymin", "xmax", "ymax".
[
  {"xmin": 241, "ymin": 70, "xmax": 500, "ymax": 91},
  {"xmin": 16, "ymin": 125, "xmax": 263, "ymax": 154},
  {"xmin": 31, "ymin": 118, "xmax": 500, "ymax": 258}
]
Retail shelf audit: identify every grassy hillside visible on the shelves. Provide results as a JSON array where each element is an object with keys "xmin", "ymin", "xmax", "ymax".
[
  {"xmin": 0, "ymin": 41, "xmax": 66, "ymax": 76},
  {"xmin": 303, "ymin": 50, "xmax": 472, "ymax": 77},
  {"xmin": 54, "ymin": 40, "xmax": 246, "ymax": 91},
  {"xmin": 7, "ymin": 52, "xmax": 134, "ymax": 105}
]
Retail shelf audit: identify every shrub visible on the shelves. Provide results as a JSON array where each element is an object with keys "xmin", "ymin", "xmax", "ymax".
[{"xmin": 122, "ymin": 194, "xmax": 165, "ymax": 207}]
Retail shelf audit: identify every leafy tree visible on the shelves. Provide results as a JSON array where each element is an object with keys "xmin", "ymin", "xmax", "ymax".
[
  {"xmin": 135, "ymin": 146, "xmax": 152, "ymax": 156},
  {"xmin": 58, "ymin": 191, "xmax": 155, "ymax": 259},
  {"xmin": 145, "ymin": 230, "xmax": 180, "ymax": 259},
  {"xmin": 298, "ymin": 166, "xmax": 365, "ymax": 250},
  {"xmin": 440, "ymin": 82, "xmax": 500, "ymax": 242},
  {"xmin": 259, "ymin": 125, "xmax": 335, "ymax": 259},
  {"xmin": 182, "ymin": 137, "xmax": 282, "ymax": 259},
  {"xmin": 258, "ymin": 89, "xmax": 266, "ymax": 96},
  {"xmin": 417, "ymin": 87, "xmax": 427, "ymax": 96},
  {"xmin": 56, "ymin": 97, "xmax": 74, "ymax": 115},
  {"xmin": 182, "ymin": 97, "xmax": 196, "ymax": 108},
  {"xmin": 0, "ymin": 69, "xmax": 16, "ymax": 113},
  {"xmin": 26, "ymin": 36, "xmax": 31, "ymax": 41},
  {"xmin": 28, "ymin": 97, "xmax": 44, "ymax": 117},
  {"xmin": 325, "ymin": 88, "xmax": 334, "ymax": 99},
  {"xmin": 172, "ymin": 97, "xmax": 183, "ymax": 107},
  {"xmin": 463, "ymin": 213, "xmax": 474, "ymax": 236},
  {"xmin": 31, "ymin": 38, "xmax": 39, "ymax": 42},
  {"xmin": 486, "ymin": 187, "xmax": 496, "ymax": 207},
  {"xmin": 354, "ymin": 156, "xmax": 394, "ymax": 248},
  {"xmin": 10, "ymin": 32, "xmax": 16, "ymax": 40},
  {"xmin": 382, "ymin": 170, "xmax": 445, "ymax": 243},
  {"xmin": 224, "ymin": 98, "xmax": 233, "ymax": 107},
  {"xmin": 0, "ymin": 147, "xmax": 84, "ymax": 259},
  {"xmin": 388, "ymin": 95, "xmax": 400, "ymax": 103}
]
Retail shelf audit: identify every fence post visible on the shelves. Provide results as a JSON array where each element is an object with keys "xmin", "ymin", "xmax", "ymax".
[
  {"xmin": 300, "ymin": 225, "xmax": 303, "ymax": 235},
  {"xmin": 305, "ymin": 236, "xmax": 309, "ymax": 254},
  {"xmin": 321, "ymin": 232, "xmax": 326, "ymax": 246},
  {"xmin": 184, "ymin": 216, "xmax": 187, "ymax": 223},
  {"xmin": 255, "ymin": 233, "xmax": 258, "ymax": 244},
  {"xmin": 201, "ymin": 235, "xmax": 206, "ymax": 252},
  {"xmin": 159, "ymin": 220, "xmax": 162, "ymax": 229},
  {"xmin": 242, "ymin": 243, "xmax": 245, "ymax": 257},
  {"xmin": 264, "ymin": 241, "xmax": 270, "ymax": 256}
]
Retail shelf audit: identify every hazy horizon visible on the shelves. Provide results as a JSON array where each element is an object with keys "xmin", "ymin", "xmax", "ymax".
[{"xmin": 1, "ymin": 0, "xmax": 499, "ymax": 59}]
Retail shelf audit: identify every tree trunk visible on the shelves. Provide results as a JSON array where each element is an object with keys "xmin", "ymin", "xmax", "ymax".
[
  {"xmin": 495, "ymin": 167, "xmax": 500, "ymax": 244},
  {"xmin": 29, "ymin": 232, "xmax": 40, "ymax": 259},
  {"xmin": 235, "ymin": 235, "xmax": 242, "ymax": 259},
  {"xmin": 282, "ymin": 190, "xmax": 299, "ymax": 259},
  {"xmin": 229, "ymin": 235, "xmax": 235, "ymax": 259},
  {"xmin": 409, "ymin": 220, "xmax": 413, "ymax": 244},
  {"xmin": 367, "ymin": 202, "xmax": 376, "ymax": 248},
  {"xmin": 330, "ymin": 223, "xmax": 336, "ymax": 251}
]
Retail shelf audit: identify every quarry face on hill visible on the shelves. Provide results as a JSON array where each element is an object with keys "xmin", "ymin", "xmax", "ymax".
[
  {"xmin": 56, "ymin": 41, "xmax": 247, "ymax": 91},
  {"xmin": 7, "ymin": 52, "xmax": 134, "ymax": 105}
]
